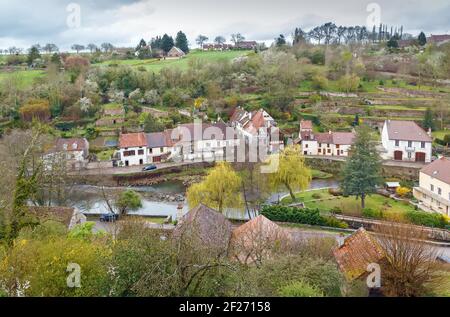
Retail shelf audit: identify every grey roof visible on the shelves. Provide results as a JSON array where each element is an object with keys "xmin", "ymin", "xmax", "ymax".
[
  {"xmin": 173, "ymin": 204, "xmax": 233, "ymax": 255},
  {"xmin": 146, "ymin": 132, "xmax": 169, "ymax": 148},
  {"xmin": 385, "ymin": 120, "xmax": 432, "ymax": 142}
]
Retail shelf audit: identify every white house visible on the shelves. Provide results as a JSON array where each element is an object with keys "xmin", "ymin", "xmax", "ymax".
[
  {"xmin": 146, "ymin": 131, "xmax": 173, "ymax": 163},
  {"xmin": 169, "ymin": 122, "xmax": 240, "ymax": 162},
  {"xmin": 44, "ymin": 138, "xmax": 90, "ymax": 170},
  {"xmin": 381, "ymin": 120, "xmax": 432, "ymax": 163},
  {"xmin": 413, "ymin": 157, "xmax": 450, "ymax": 216},
  {"xmin": 298, "ymin": 121, "xmax": 355, "ymax": 157},
  {"xmin": 230, "ymin": 107, "xmax": 283, "ymax": 154},
  {"xmin": 118, "ymin": 133, "xmax": 148, "ymax": 166}
]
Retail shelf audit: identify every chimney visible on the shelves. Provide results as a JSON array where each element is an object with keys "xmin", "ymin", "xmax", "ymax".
[
  {"xmin": 427, "ymin": 128, "xmax": 432, "ymax": 137},
  {"xmin": 329, "ymin": 130, "xmax": 332, "ymax": 135}
]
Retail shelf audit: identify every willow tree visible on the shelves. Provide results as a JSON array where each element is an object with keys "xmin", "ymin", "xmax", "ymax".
[
  {"xmin": 186, "ymin": 162, "xmax": 243, "ymax": 214},
  {"xmin": 269, "ymin": 145, "xmax": 312, "ymax": 202}
]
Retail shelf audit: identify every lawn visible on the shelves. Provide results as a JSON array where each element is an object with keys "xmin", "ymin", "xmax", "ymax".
[
  {"xmin": 433, "ymin": 130, "xmax": 449, "ymax": 140},
  {"xmin": 0, "ymin": 70, "xmax": 46, "ymax": 89},
  {"xmin": 281, "ymin": 189, "xmax": 416, "ymax": 219},
  {"xmin": 96, "ymin": 50, "xmax": 253, "ymax": 73}
]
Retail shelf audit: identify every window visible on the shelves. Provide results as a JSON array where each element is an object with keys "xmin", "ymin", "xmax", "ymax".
[
  {"xmin": 431, "ymin": 184, "xmax": 434, "ymax": 192},
  {"xmin": 318, "ymin": 143, "xmax": 322, "ymax": 147},
  {"xmin": 408, "ymin": 141, "xmax": 412, "ymax": 147},
  {"xmin": 421, "ymin": 142, "xmax": 425, "ymax": 149},
  {"xmin": 327, "ymin": 144, "xmax": 330, "ymax": 148},
  {"xmin": 123, "ymin": 150, "xmax": 136, "ymax": 157},
  {"xmin": 160, "ymin": 147, "xmax": 164, "ymax": 152},
  {"xmin": 438, "ymin": 188, "xmax": 442, "ymax": 195},
  {"xmin": 395, "ymin": 140, "xmax": 399, "ymax": 147},
  {"xmin": 408, "ymin": 152, "xmax": 412, "ymax": 159},
  {"xmin": 318, "ymin": 149, "xmax": 322, "ymax": 153},
  {"xmin": 327, "ymin": 149, "xmax": 331, "ymax": 154},
  {"xmin": 305, "ymin": 144, "xmax": 309, "ymax": 148},
  {"xmin": 336, "ymin": 144, "xmax": 340, "ymax": 149},
  {"xmin": 149, "ymin": 148, "xmax": 153, "ymax": 154},
  {"xmin": 138, "ymin": 150, "xmax": 144, "ymax": 155}
]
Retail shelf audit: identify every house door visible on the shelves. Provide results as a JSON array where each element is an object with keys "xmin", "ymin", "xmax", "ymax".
[
  {"xmin": 394, "ymin": 151, "xmax": 403, "ymax": 161},
  {"xmin": 415, "ymin": 152, "xmax": 426, "ymax": 162},
  {"xmin": 139, "ymin": 159, "xmax": 144, "ymax": 165},
  {"xmin": 125, "ymin": 161, "xmax": 129, "ymax": 167}
]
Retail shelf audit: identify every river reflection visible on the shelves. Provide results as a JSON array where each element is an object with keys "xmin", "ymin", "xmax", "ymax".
[{"xmin": 68, "ymin": 178, "xmax": 340, "ymax": 221}]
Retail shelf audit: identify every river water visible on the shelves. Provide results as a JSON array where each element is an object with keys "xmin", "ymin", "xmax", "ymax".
[{"xmin": 69, "ymin": 178, "xmax": 340, "ymax": 221}]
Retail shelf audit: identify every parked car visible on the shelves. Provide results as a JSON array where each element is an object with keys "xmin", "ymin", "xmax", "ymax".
[
  {"xmin": 142, "ymin": 164, "xmax": 157, "ymax": 172},
  {"xmin": 100, "ymin": 213, "xmax": 119, "ymax": 222}
]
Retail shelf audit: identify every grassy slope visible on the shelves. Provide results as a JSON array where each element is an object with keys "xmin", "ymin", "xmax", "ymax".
[
  {"xmin": 281, "ymin": 189, "xmax": 416, "ymax": 218},
  {"xmin": 0, "ymin": 70, "xmax": 45, "ymax": 89},
  {"xmin": 96, "ymin": 50, "xmax": 253, "ymax": 73}
]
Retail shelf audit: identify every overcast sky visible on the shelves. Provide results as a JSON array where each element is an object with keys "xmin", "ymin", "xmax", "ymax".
[{"xmin": 0, "ymin": 0, "xmax": 449, "ymax": 50}]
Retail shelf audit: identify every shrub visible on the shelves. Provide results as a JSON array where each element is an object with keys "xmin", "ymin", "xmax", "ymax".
[
  {"xmin": 278, "ymin": 281, "xmax": 324, "ymax": 297},
  {"xmin": 312, "ymin": 193, "xmax": 322, "ymax": 200},
  {"xmin": 323, "ymin": 216, "xmax": 349, "ymax": 229},
  {"xmin": 405, "ymin": 210, "xmax": 448, "ymax": 229},
  {"xmin": 260, "ymin": 205, "xmax": 347, "ymax": 229},
  {"xmin": 396, "ymin": 187, "xmax": 412, "ymax": 198},
  {"xmin": 328, "ymin": 188, "xmax": 343, "ymax": 197},
  {"xmin": 362, "ymin": 208, "xmax": 383, "ymax": 219}
]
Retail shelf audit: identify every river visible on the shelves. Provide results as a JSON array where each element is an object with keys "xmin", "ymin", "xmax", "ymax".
[{"xmin": 68, "ymin": 178, "xmax": 340, "ymax": 221}]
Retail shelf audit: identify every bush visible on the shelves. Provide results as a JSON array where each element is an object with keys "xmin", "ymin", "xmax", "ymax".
[
  {"xmin": 312, "ymin": 193, "xmax": 322, "ymax": 200},
  {"xmin": 396, "ymin": 187, "xmax": 412, "ymax": 198},
  {"xmin": 278, "ymin": 281, "xmax": 324, "ymax": 297},
  {"xmin": 362, "ymin": 208, "xmax": 383, "ymax": 219},
  {"xmin": 260, "ymin": 205, "xmax": 347, "ymax": 229},
  {"xmin": 405, "ymin": 210, "xmax": 448, "ymax": 229},
  {"xmin": 328, "ymin": 188, "xmax": 343, "ymax": 197}
]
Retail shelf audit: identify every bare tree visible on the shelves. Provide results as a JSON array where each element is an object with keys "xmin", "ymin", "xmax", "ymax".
[{"xmin": 374, "ymin": 223, "xmax": 446, "ymax": 297}]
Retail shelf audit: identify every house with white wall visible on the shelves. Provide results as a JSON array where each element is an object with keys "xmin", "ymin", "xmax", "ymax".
[
  {"xmin": 413, "ymin": 157, "xmax": 450, "ymax": 216},
  {"xmin": 298, "ymin": 126, "xmax": 355, "ymax": 157},
  {"xmin": 44, "ymin": 138, "xmax": 90, "ymax": 170},
  {"xmin": 169, "ymin": 122, "xmax": 240, "ymax": 161},
  {"xmin": 118, "ymin": 133, "xmax": 148, "ymax": 166},
  {"xmin": 230, "ymin": 107, "xmax": 283, "ymax": 154},
  {"xmin": 146, "ymin": 131, "xmax": 173, "ymax": 163},
  {"xmin": 381, "ymin": 120, "xmax": 432, "ymax": 163}
]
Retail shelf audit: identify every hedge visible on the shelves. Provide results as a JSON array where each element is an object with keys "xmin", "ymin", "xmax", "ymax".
[
  {"xmin": 261, "ymin": 205, "xmax": 348, "ymax": 229},
  {"xmin": 405, "ymin": 210, "xmax": 448, "ymax": 229}
]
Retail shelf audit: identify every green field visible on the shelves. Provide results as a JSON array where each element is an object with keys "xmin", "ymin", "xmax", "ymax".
[
  {"xmin": 96, "ymin": 50, "xmax": 253, "ymax": 73},
  {"xmin": 0, "ymin": 70, "xmax": 45, "ymax": 89},
  {"xmin": 281, "ymin": 189, "xmax": 416, "ymax": 219}
]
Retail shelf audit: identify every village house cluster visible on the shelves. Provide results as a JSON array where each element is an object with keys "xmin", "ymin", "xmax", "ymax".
[
  {"xmin": 117, "ymin": 108, "xmax": 283, "ymax": 167},
  {"xmin": 47, "ymin": 107, "xmax": 450, "ymax": 217}
]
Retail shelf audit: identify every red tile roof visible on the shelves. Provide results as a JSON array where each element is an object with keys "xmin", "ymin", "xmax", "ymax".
[
  {"xmin": 332, "ymin": 132, "xmax": 356, "ymax": 145},
  {"xmin": 119, "ymin": 133, "xmax": 147, "ymax": 148},
  {"xmin": 420, "ymin": 157, "xmax": 450, "ymax": 185},
  {"xmin": 300, "ymin": 120, "xmax": 313, "ymax": 130},
  {"xmin": 333, "ymin": 228, "xmax": 385, "ymax": 281},
  {"xmin": 428, "ymin": 35, "xmax": 450, "ymax": 43},
  {"xmin": 385, "ymin": 120, "xmax": 432, "ymax": 142}
]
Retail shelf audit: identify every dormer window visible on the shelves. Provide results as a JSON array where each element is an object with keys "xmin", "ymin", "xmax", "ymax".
[
  {"xmin": 395, "ymin": 140, "xmax": 399, "ymax": 147},
  {"xmin": 63, "ymin": 144, "xmax": 68, "ymax": 150},
  {"xmin": 72, "ymin": 143, "xmax": 78, "ymax": 150}
]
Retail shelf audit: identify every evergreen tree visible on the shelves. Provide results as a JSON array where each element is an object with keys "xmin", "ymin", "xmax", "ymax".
[
  {"xmin": 175, "ymin": 31, "xmax": 189, "ymax": 53},
  {"xmin": 423, "ymin": 108, "xmax": 435, "ymax": 131},
  {"xmin": 27, "ymin": 46, "xmax": 41, "ymax": 66},
  {"xmin": 160, "ymin": 34, "xmax": 175, "ymax": 53},
  {"xmin": 418, "ymin": 32, "xmax": 427, "ymax": 46},
  {"xmin": 341, "ymin": 125, "xmax": 382, "ymax": 209},
  {"xmin": 275, "ymin": 34, "xmax": 287, "ymax": 47}
]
